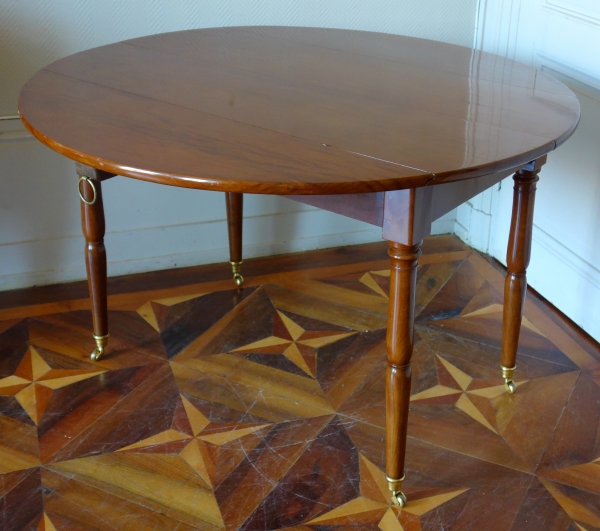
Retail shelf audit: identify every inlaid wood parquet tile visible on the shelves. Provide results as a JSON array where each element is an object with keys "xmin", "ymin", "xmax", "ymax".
[{"xmin": 1, "ymin": 236, "xmax": 599, "ymax": 531}]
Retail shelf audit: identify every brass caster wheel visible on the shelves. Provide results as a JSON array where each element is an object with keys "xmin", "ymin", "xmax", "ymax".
[
  {"xmin": 91, "ymin": 333, "xmax": 109, "ymax": 361},
  {"xmin": 505, "ymin": 379, "xmax": 517, "ymax": 394},
  {"xmin": 230, "ymin": 261, "xmax": 243, "ymax": 287},
  {"xmin": 501, "ymin": 365, "xmax": 516, "ymax": 395},
  {"xmin": 386, "ymin": 474, "xmax": 406, "ymax": 508},
  {"xmin": 391, "ymin": 490, "xmax": 407, "ymax": 508}
]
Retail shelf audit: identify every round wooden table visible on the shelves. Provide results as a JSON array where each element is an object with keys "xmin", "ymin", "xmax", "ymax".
[{"xmin": 18, "ymin": 26, "xmax": 580, "ymax": 508}]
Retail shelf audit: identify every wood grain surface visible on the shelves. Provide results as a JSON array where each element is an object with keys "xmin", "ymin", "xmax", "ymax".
[
  {"xmin": 18, "ymin": 27, "xmax": 580, "ymax": 194},
  {"xmin": 1, "ymin": 236, "xmax": 599, "ymax": 530}
]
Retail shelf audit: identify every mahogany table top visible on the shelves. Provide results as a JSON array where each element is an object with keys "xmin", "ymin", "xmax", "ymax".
[{"xmin": 19, "ymin": 26, "xmax": 580, "ymax": 195}]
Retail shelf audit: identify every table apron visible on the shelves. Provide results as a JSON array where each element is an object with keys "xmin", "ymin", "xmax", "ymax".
[{"xmin": 286, "ymin": 164, "xmax": 527, "ymax": 241}]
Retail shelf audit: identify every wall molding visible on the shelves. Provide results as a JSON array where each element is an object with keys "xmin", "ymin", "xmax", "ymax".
[
  {"xmin": 466, "ymin": 0, "xmax": 523, "ymax": 253},
  {"xmin": 534, "ymin": 51, "xmax": 600, "ymax": 100},
  {"xmin": 474, "ymin": 0, "xmax": 523, "ymax": 58},
  {"xmin": 532, "ymin": 223, "xmax": 600, "ymax": 291},
  {"xmin": 0, "ymin": 118, "xmax": 32, "ymax": 143},
  {"xmin": 529, "ymin": 227, "xmax": 600, "ymax": 340},
  {"xmin": 543, "ymin": 0, "xmax": 600, "ymax": 27}
]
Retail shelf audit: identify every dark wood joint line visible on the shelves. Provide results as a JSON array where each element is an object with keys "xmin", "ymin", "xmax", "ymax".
[
  {"xmin": 76, "ymin": 162, "xmax": 117, "ymax": 182},
  {"xmin": 387, "ymin": 362, "xmax": 412, "ymax": 370},
  {"xmin": 508, "ymin": 272, "xmax": 527, "ymax": 279}
]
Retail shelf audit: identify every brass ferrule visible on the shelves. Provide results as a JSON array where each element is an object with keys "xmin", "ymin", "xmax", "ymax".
[
  {"xmin": 501, "ymin": 365, "xmax": 516, "ymax": 380},
  {"xmin": 229, "ymin": 261, "xmax": 243, "ymax": 274},
  {"xmin": 386, "ymin": 474, "xmax": 405, "ymax": 492},
  {"xmin": 93, "ymin": 333, "xmax": 109, "ymax": 349}
]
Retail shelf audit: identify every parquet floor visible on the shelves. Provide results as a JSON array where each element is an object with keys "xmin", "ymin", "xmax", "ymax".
[{"xmin": 1, "ymin": 235, "xmax": 599, "ymax": 531}]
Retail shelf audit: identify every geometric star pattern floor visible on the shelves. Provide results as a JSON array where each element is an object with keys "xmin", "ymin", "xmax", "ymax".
[{"xmin": 1, "ymin": 235, "xmax": 599, "ymax": 531}]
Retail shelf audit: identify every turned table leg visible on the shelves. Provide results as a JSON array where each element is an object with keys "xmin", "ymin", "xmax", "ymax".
[
  {"xmin": 226, "ymin": 192, "xmax": 244, "ymax": 287},
  {"xmin": 385, "ymin": 240, "xmax": 421, "ymax": 507},
  {"xmin": 501, "ymin": 157, "xmax": 545, "ymax": 393},
  {"xmin": 79, "ymin": 175, "xmax": 109, "ymax": 360}
]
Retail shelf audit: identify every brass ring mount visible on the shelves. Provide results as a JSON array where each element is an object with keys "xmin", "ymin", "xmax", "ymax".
[
  {"xmin": 501, "ymin": 365, "xmax": 517, "ymax": 394},
  {"xmin": 78, "ymin": 176, "xmax": 97, "ymax": 205}
]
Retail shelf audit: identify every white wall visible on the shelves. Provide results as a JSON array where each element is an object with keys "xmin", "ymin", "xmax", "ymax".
[
  {"xmin": 458, "ymin": 0, "xmax": 600, "ymax": 342},
  {"xmin": 0, "ymin": 0, "xmax": 476, "ymax": 291}
]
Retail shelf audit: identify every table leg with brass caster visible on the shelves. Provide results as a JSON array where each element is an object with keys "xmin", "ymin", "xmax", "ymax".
[
  {"xmin": 226, "ymin": 192, "xmax": 244, "ymax": 287},
  {"xmin": 91, "ymin": 333, "xmax": 109, "ymax": 361},
  {"xmin": 501, "ymin": 156, "xmax": 545, "ymax": 393},
  {"xmin": 385, "ymin": 241, "xmax": 421, "ymax": 509},
  {"xmin": 387, "ymin": 474, "xmax": 406, "ymax": 508},
  {"xmin": 501, "ymin": 365, "xmax": 517, "ymax": 394},
  {"xmin": 77, "ymin": 163, "xmax": 115, "ymax": 361},
  {"xmin": 230, "ymin": 260, "xmax": 243, "ymax": 287}
]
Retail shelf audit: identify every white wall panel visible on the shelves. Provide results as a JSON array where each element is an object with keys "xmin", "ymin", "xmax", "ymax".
[
  {"xmin": 488, "ymin": 79, "xmax": 600, "ymax": 342},
  {"xmin": 0, "ymin": 0, "xmax": 477, "ymax": 290},
  {"xmin": 0, "ymin": 0, "xmax": 478, "ymax": 117},
  {"xmin": 466, "ymin": 0, "xmax": 600, "ymax": 341}
]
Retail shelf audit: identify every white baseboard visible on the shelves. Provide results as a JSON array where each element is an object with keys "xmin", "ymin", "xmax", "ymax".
[
  {"xmin": 0, "ymin": 210, "xmax": 453, "ymax": 292},
  {"xmin": 456, "ymin": 213, "xmax": 600, "ymax": 341},
  {"xmin": 528, "ymin": 225, "xmax": 600, "ymax": 340}
]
